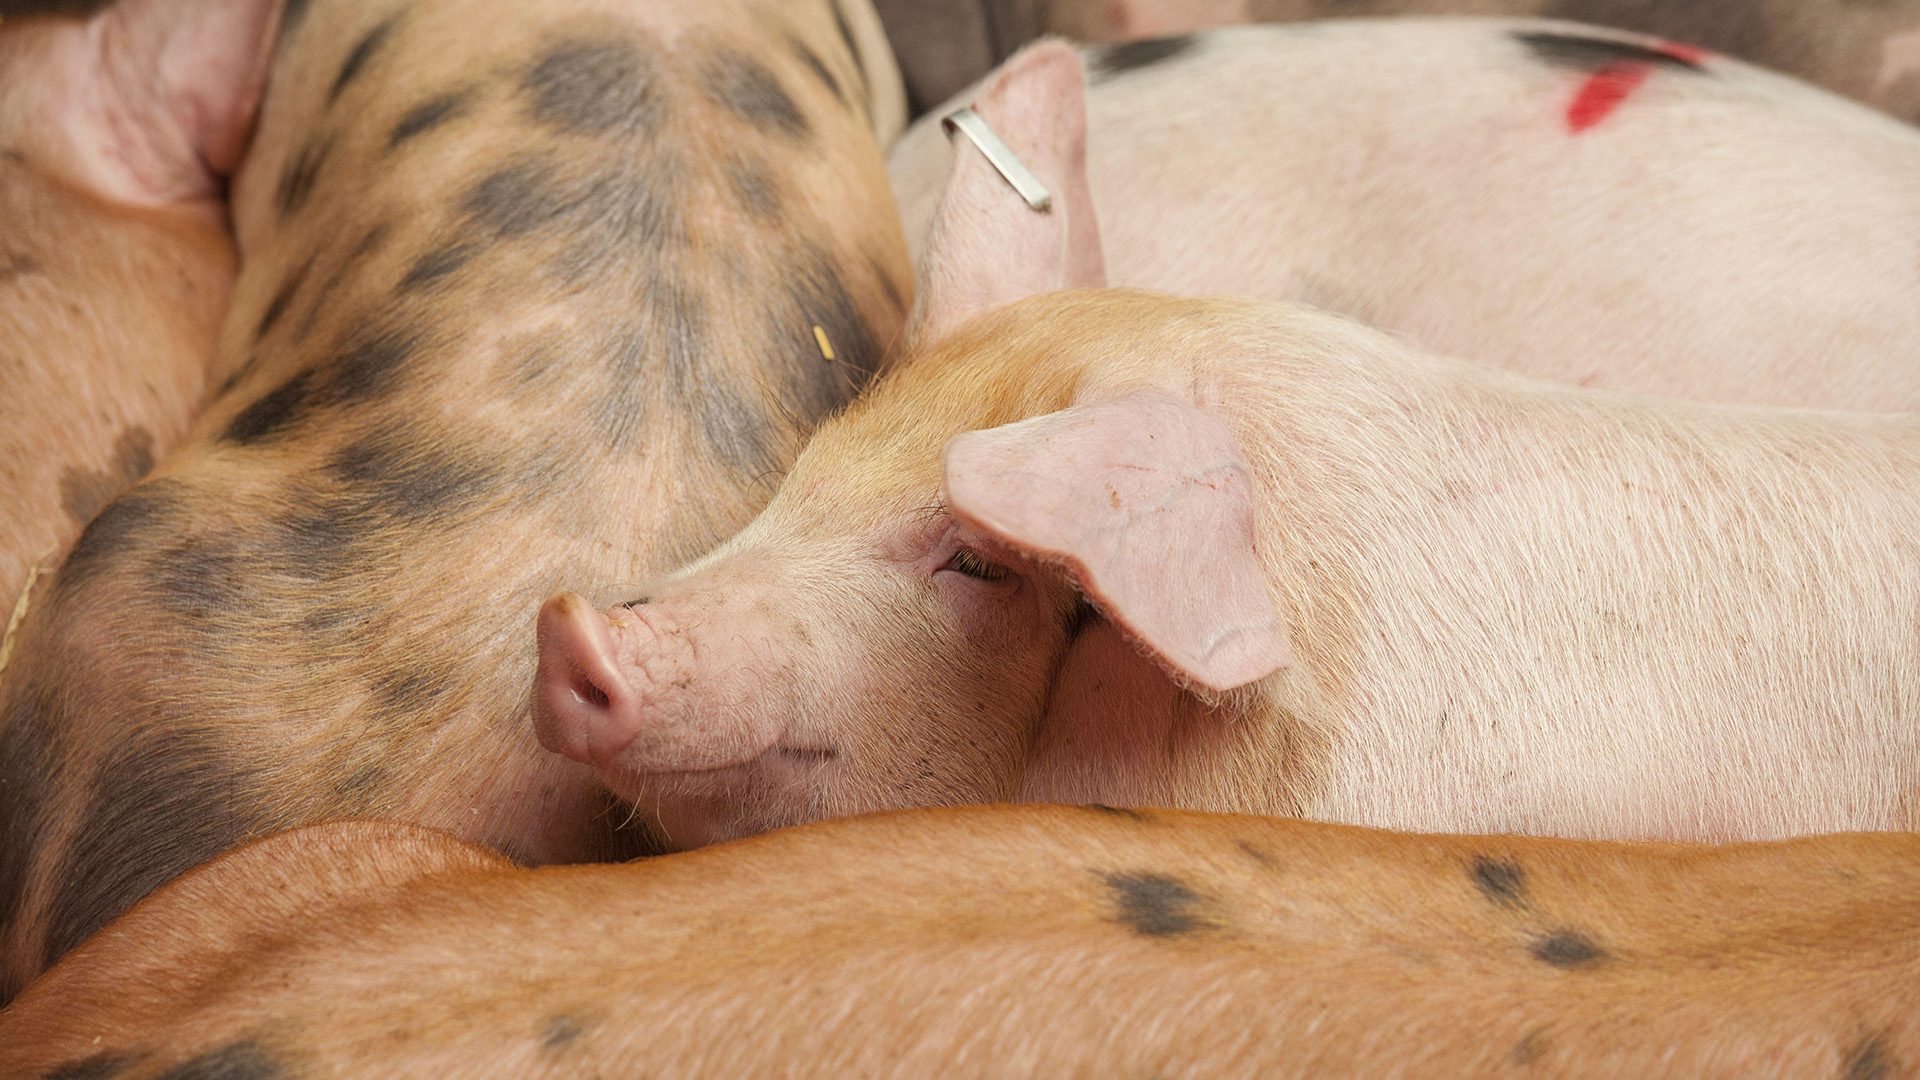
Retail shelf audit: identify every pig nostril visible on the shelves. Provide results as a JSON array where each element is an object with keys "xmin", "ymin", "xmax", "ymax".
[{"xmin": 573, "ymin": 676, "xmax": 609, "ymax": 710}]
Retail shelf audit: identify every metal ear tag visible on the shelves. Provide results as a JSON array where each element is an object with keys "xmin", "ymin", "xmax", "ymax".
[{"xmin": 942, "ymin": 107, "xmax": 1053, "ymax": 213}]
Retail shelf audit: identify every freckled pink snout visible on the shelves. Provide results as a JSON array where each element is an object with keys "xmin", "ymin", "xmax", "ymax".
[{"xmin": 533, "ymin": 591, "xmax": 646, "ymax": 772}]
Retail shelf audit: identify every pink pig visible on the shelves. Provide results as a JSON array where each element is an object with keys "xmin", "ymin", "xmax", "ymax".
[{"xmin": 535, "ymin": 42, "xmax": 1920, "ymax": 851}]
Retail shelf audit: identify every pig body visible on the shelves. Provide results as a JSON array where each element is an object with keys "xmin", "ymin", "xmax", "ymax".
[
  {"xmin": 0, "ymin": 0, "xmax": 276, "ymax": 635},
  {"xmin": 0, "ymin": 0, "xmax": 912, "ymax": 999},
  {"xmin": 890, "ymin": 19, "xmax": 1920, "ymax": 411},
  {"xmin": 4, "ymin": 806, "xmax": 1919, "ymax": 1077},
  {"xmin": 877, "ymin": 0, "xmax": 1920, "ymax": 126},
  {"xmin": 536, "ymin": 44, "xmax": 1920, "ymax": 849}
]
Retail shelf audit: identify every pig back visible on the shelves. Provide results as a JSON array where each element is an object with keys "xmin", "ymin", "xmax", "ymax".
[{"xmin": 0, "ymin": 0, "xmax": 911, "ymax": 1000}]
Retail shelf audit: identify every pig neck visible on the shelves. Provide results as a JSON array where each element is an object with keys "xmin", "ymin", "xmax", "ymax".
[{"xmin": 959, "ymin": 292, "xmax": 1920, "ymax": 838}]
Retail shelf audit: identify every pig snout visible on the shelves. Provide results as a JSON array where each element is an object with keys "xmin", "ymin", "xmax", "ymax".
[{"xmin": 533, "ymin": 591, "xmax": 788, "ymax": 776}]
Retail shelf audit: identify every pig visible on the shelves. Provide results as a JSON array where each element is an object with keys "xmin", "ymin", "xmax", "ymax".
[
  {"xmin": 3, "ymin": 805, "xmax": 1919, "ymax": 1077},
  {"xmin": 890, "ymin": 23, "xmax": 1920, "ymax": 412},
  {"xmin": 0, "ymin": 0, "xmax": 913, "ymax": 1001},
  {"xmin": 0, "ymin": 0, "xmax": 276, "ymax": 639},
  {"xmin": 533, "ymin": 43, "xmax": 1920, "ymax": 852},
  {"xmin": 874, "ymin": 0, "xmax": 1920, "ymax": 127}
]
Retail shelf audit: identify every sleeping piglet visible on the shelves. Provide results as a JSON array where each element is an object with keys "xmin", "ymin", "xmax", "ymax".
[{"xmin": 534, "ymin": 44, "xmax": 1920, "ymax": 850}]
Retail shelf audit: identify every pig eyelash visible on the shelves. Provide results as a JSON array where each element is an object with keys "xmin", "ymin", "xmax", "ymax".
[{"xmin": 945, "ymin": 547, "xmax": 1012, "ymax": 582}]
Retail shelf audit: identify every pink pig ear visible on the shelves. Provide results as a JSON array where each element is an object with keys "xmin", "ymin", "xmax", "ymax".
[
  {"xmin": 943, "ymin": 393, "xmax": 1290, "ymax": 692},
  {"xmin": 913, "ymin": 39, "xmax": 1106, "ymax": 346}
]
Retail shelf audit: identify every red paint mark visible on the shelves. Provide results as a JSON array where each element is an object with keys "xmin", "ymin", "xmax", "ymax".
[{"xmin": 1566, "ymin": 61, "xmax": 1653, "ymax": 133}]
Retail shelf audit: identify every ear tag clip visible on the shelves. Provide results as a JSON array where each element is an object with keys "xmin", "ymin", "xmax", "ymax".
[{"xmin": 942, "ymin": 107, "xmax": 1053, "ymax": 213}]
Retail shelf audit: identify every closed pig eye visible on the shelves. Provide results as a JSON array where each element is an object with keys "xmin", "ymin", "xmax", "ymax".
[{"xmin": 944, "ymin": 547, "xmax": 1011, "ymax": 581}]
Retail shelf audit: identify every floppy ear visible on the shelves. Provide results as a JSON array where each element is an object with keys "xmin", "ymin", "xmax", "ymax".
[
  {"xmin": 913, "ymin": 39, "xmax": 1106, "ymax": 346},
  {"xmin": 943, "ymin": 393, "xmax": 1289, "ymax": 692}
]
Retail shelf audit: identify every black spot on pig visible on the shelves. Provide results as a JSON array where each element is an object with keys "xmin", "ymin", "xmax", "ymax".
[
  {"xmin": 1092, "ymin": 36, "xmax": 1198, "ymax": 82},
  {"xmin": 550, "ymin": 163, "xmax": 685, "ymax": 280},
  {"xmin": 330, "ymin": 15, "xmax": 399, "ymax": 104},
  {"xmin": 702, "ymin": 50, "xmax": 809, "ymax": 139},
  {"xmin": 324, "ymin": 325, "xmax": 423, "ymax": 406},
  {"xmin": 45, "ymin": 727, "xmax": 269, "ymax": 968},
  {"xmin": 56, "ymin": 481, "xmax": 179, "ymax": 597},
  {"xmin": 278, "ymin": 0, "xmax": 314, "ymax": 41},
  {"xmin": 267, "ymin": 504, "xmax": 359, "ymax": 582},
  {"xmin": 1540, "ymin": 0, "xmax": 1757, "ymax": 65},
  {"xmin": 276, "ymin": 133, "xmax": 334, "ymax": 219},
  {"xmin": 788, "ymin": 36, "xmax": 841, "ymax": 99},
  {"xmin": 256, "ymin": 257, "xmax": 312, "ymax": 340},
  {"xmin": 149, "ymin": 537, "xmax": 249, "ymax": 621},
  {"xmin": 0, "ymin": 680, "xmax": 61, "ymax": 948},
  {"xmin": 543, "ymin": 1015, "xmax": 588, "ymax": 1049},
  {"xmin": 1531, "ymin": 930, "xmax": 1608, "ymax": 969},
  {"xmin": 1104, "ymin": 872, "xmax": 1212, "ymax": 937},
  {"xmin": 1086, "ymin": 803, "xmax": 1152, "ymax": 821},
  {"xmin": 465, "ymin": 158, "xmax": 571, "ymax": 238},
  {"xmin": 0, "ymin": 252, "xmax": 41, "ymax": 285},
  {"xmin": 370, "ymin": 667, "xmax": 453, "ymax": 720},
  {"xmin": 525, "ymin": 39, "xmax": 663, "ymax": 138},
  {"xmin": 328, "ymin": 435, "xmax": 504, "ymax": 524},
  {"xmin": 829, "ymin": 0, "xmax": 866, "ymax": 93},
  {"xmin": 698, "ymin": 377, "xmax": 774, "ymax": 476},
  {"xmin": 1510, "ymin": 1029, "xmax": 1549, "ymax": 1066},
  {"xmin": 773, "ymin": 244, "xmax": 879, "ymax": 420},
  {"xmin": 1514, "ymin": 29, "xmax": 1709, "ymax": 73},
  {"xmin": 299, "ymin": 223, "xmax": 392, "ymax": 338},
  {"xmin": 400, "ymin": 241, "xmax": 479, "ymax": 291},
  {"xmin": 225, "ymin": 370, "xmax": 315, "ymax": 445},
  {"xmin": 728, "ymin": 159, "xmax": 782, "ymax": 223},
  {"xmin": 1471, "ymin": 856, "xmax": 1530, "ymax": 911},
  {"xmin": 1234, "ymin": 840, "xmax": 1277, "ymax": 867},
  {"xmin": 389, "ymin": 88, "xmax": 475, "ymax": 149},
  {"xmin": 42, "ymin": 1052, "xmax": 136, "ymax": 1080},
  {"xmin": 1844, "ymin": 1034, "xmax": 1897, "ymax": 1080},
  {"xmin": 153, "ymin": 1040, "xmax": 284, "ymax": 1080},
  {"xmin": 59, "ymin": 427, "xmax": 155, "ymax": 525}
]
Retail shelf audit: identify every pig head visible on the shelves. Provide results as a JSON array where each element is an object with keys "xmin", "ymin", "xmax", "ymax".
[{"xmin": 534, "ymin": 43, "xmax": 1290, "ymax": 847}]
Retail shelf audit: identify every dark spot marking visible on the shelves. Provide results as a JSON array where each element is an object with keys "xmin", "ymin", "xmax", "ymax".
[
  {"xmin": 1086, "ymin": 803, "xmax": 1152, "ymax": 821},
  {"xmin": 46, "ymin": 728, "xmax": 269, "ymax": 968},
  {"xmin": 389, "ymin": 87, "xmax": 475, "ymax": 149},
  {"xmin": 275, "ymin": 132, "xmax": 334, "ymax": 219},
  {"xmin": 1844, "ymin": 1034, "xmax": 1897, "ymax": 1080},
  {"xmin": 43, "ymin": 1052, "xmax": 136, "ymax": 1080},
  {"xmin": 59, "ymin": 427, "xmax": 155, "ymax": 525},
  {"xmin": 370, "ymin": 667, "xmax": 452, "ymax": 718},
  {"xmin": 543, "ymin": 1015, "xmax": 588, "ymax": 1049},
  {"xmin": 465, "ymin": 158, "xmax": 570, "ymax": 238},
  {"xmin": 149, "ymin": 537, "xmax": 249, "ymax": 620},
  {"xmin": 702, "ymin": 49, "xmax": 809, "ymax": 138},
  {"xmin": 773, "ymin": 243, "xmax": 881, "ymax": 422},
  {"xmin": 1514, "ymin": 30, "xmax": 1709, "ymax": 73},
  {"xmin": 1511, "ymin": 1029, "xmax": 1548, "ymax": 1067},
  {"xmin": 1531, "ymin": 930, "xmax": 1608, "ymax": 969},
  {"xmin": 1104, "ymin": 872, "xmax": 1211, "ymax": 937},
  {"xmin": 789, "ymin": 35, "xmax": 841, "ymax": 98},
  {"xmin": 1092, "ymin": 36, "xmax": 1198, "ymax": 81},
  {"xmin": 550, "ymin": 162, "xmax": 685, "ymax": 281},
  {"xmin": 0, "ymin": 251, "xmax": 42, "ymax": 285},
  {"xmin": 1471, "ymin": 856, "xmax": 1530, "ymax": 911},
  {"xmin": 278, "ymin": 0, "xmax": 314, "ymax": 40},
  {"xmin": 224, "ymin": 370, "xmax": 314, "ymax": 444},
  {"xmin": 152, "ymin": 1040, "xmax": 284, "ymax": 1080},
  {"xmin": 1540, "ymin": 0, "xmax": 1759, "ymax": 64},
  {"xmin": 1, "ymin": 148, "xmax": 24, "ymax": 165},
  {"xmin": 266, "ymin": 503, "xmax": 358, "ymax": 582},
  {"xmin": 400, "ymin": 240, "xmax": 479, "ymax": 291},
  {"xmin": 829, "ymin": 0, "xmax": 866, "ymax": 96},
  {"xmin": 255, "ymin": 257, "xmax": 313, "ymax": 341},
  {"xmin": 55, "ymin": 480, "xmax": 178, "ymax": 598},
  {"xmin": 298, "ymin": 223, "xmax": 392, "ymax": 338},
  {"xmin": 1234, "ymin": 840, "xmax": 1276, "ymax": 867},
  {"xmin": 324, "ymin": 325, "xmax": 422, "ymax": 406},
  {"xmin": 525, "ymin": 39, "xmax": 662, "ymax": 138},
  {"xmin": 329, "ymin": 15, "xmax": 398, "ymax": 104},
  {"xmin": 728, "ymin": 159, "xmax": 782, "ymax": 223},
  {"xmin": 328, "ymin": 435, "xmax": 504, "ymax": 524}
]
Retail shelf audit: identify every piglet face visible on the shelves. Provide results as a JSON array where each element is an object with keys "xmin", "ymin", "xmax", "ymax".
[{"xmin": 533, "ymin": 481, "xmax": 1081, "ymax": 849}]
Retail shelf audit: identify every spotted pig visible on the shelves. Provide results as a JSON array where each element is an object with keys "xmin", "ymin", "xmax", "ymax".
[
  {"xmin": 0, "ymin": 0, "xmax": 275, "ymax": 639},
  {"xmin": 533, "ymin": 45, "xmax": 1920, "ymax": 850},
  {"xmin": 0, "ymin": 0, "xmax": 911, "ymax": 1000},
  {"xmin": 3, "ymin": 806, "xmax": 1918, "ymax": 1076},
  {"xmin": 889, "ymin": 23, "xmax": 1920, "ymax": 410}
]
